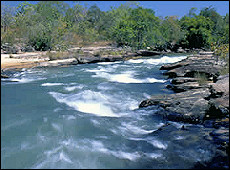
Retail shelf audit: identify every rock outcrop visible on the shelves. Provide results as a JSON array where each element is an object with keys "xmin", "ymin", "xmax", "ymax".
[
  {"xmin": 140, "ymin": 88, "xmax": 211, "ymax": 124},
  {"xmin": 136, "ymin": 50, "xmax": 161, "ymax": 56},
  {"xmin": 140, "ymin": 53, "xmax": 228, "ymax": 123},
  {"xmin": 139, "ymin": 52, "xmax": 229, "ymax": 168}
]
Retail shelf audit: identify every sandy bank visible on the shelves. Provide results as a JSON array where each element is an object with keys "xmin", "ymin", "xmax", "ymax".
[{"xmin": 1, "ymin": 52, "xmax": 49, "ymax": 69}]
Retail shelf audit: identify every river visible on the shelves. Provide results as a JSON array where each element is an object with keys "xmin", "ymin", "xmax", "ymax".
[{"xmin": 1, "ymin": 54, "xmax": 216, "ymax": 168}]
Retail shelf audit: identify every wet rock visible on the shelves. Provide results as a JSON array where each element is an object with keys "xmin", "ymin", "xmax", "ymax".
[
  {"xmin": 210, "ymin": 128, "xmax": 229, "ymax": 143},
  {"xmin": 207, "ymin": 74, "xmax": 229, "ymax": 116},
  {"xmin": 38, "ymin": 58, "xmax": 78, "ymax": 67},
  {"xmin": 1, "ymin": 74, "xmax": 9, "ymax": 78},
  {"xmin": 76, "ymin": 54, "xmax": 123, "ymax": 64},
  {"xmin": 161, "ymin": 54, "xmax": 224, "ymax": 81},
  {"xmin": 160, "ymin": 61, "xmax": 189, "ymax": 70},
  {"xmin": 77, "ymin": 56, "xmax": 101, "ymax": 64},
  {"xmin": 136, "ymin": 50, "xmax": 161, "ymax": 56},
  {"xmin": 171, "ymin": 77, "xmax": 199, "ymax": 84},
  {"xmin": 139, "ymin": 88, "xmax": 211, "ymax": 124},
  {"xmin": 167, "ymin": 82, "xmax": 210, "ymax": 92},
  {"xmin": 100, "ymin": 55, "xmax": 123, "ymax": 62},
  {"xmin": 177, "ymin": 47, "xmax": 186, "ymax": 53},
  {"xmin": 199, "ymin": 51, "xmax": 214, "ymax": 56}
]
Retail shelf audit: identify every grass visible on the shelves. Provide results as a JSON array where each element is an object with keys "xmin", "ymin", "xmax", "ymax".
[
  {"xmin": 46, "ymin": 51, "xmax": 72, "ymax": 61},
  {"xmin": 194, "ymin": 72, "xmax": 209, "ymax": 85},
  {"xmin": 93, "ymin": 50, "xmax": 125, "ymax": 57},
  {"xmin": 220, "ymin": 61, "xmax": 229, "ymax": 75}
]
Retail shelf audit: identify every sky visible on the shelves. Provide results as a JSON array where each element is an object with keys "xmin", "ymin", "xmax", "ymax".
[{"xmin": 1, "ymin": 1, "xmax": 229, "ymax": 18}]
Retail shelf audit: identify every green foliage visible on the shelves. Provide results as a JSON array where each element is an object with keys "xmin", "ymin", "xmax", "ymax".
[
  {"xmin": 194, "ymin": 72, "xmax": 209, "ymax": 85},
  {"xmin": 111, "ymin": 6, "xmax": 162, "ymax": 50},
  {"xmin": 47, "ymin": 51, "xmax": 70, "ymax": 61},
  {"xmin": 211, "ymin": 43, "xmax": 229, "ymax": 75},
  {"xmin": 1, "ymin": 2, "xmax": 229, "ymax": 52},
  {"xmin": 180, "ymin": 15, "xmax": 213, "ymax": 48},
  {"xmin": 160, "ymin": 16, "xmax": 184, "ymax": 50}
]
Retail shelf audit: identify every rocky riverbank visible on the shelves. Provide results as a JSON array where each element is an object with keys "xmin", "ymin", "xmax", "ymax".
[
  {"xmin": 1, "ymin": 46, "xmax": 140, "ymax": 76},
  {"xmin": 139, "ymin": 51, "xmax": 229, "ymax": 168}
]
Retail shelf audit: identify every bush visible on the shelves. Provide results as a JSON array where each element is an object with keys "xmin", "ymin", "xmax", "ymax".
[{"xmin": 47, "ymin": 51, "xmax": 70, "ymax": 61}]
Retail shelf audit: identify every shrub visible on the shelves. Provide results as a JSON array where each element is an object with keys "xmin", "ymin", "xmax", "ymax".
[{"xmin": 47, "ymin": 51, "xmax": 70, "ymax": 61}]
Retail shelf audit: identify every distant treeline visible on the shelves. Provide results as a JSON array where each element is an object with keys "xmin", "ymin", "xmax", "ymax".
[{"xmin": 1, "ymin": 1, "xmax": 229, "ymax": 51}]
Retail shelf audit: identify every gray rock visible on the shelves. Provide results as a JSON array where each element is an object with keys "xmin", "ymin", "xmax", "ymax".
[
  {"xmin": 167, "ymin": 82, "xmax": 210, "ymax": 92},
  {"xmin": 199, "ymin": 51, "xmax": 214, "ymax": 55},
  {"xmin": 161, "ymin": 55, "xmax": 223, "ymax": 81},
  {"xmin": 1, "ymin": 44, "xmax": 19, "ymax": 54},
  {"xmin": 77, "ymin": 56, "xmax": 101, "ymax": 64},
  {"xmin": 1, "ymin": 74, "xmax": 9, "ymax": 78},
  {"xmin": 136, "ymin": 50, "xmax": 161, "ymax": 56},
  {"xmin": 171, "ymin": 77, "xmax": 199, "ymax": 84},
  {"xmin": 208, "ymin": 74, "xmax": 229, "ymax": 115},
  {"xmin": 21, "ymin": 45, "xmax": 35, "ymax": 52},
  {"xmin": 177, "ymin": 47, "xmax": 186, "ymax": 53},
  {"xmin": 38, "ymin": 58, "xmax": 78, "ymax": 67},
  {"xmin": 160, "ymin": 61, "xmax": 189, "ymax": 70},
  {"xmin": 100, "ymin": 55, "xmax": 123, "ymax": 62},
  {"xmin": 139, "ymin": 88, "xmax": 211, "ymax": 124}
]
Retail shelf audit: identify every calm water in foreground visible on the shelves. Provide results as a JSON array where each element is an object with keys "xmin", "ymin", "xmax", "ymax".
[{"xmin": 1, "ymin": 55, "xmax": 216, "ymax": 168}]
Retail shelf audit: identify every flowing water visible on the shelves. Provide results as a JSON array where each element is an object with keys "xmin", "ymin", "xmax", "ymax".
[{"xmin": 1, "ymin": 55, "xmax": 216, "ymax": 169}]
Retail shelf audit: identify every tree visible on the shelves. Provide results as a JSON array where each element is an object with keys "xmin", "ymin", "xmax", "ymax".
[
  {"xmin": 200, "ymin": 6, "xmax": 225, "ymax": 45},
  {"xmin": 180, "ymin": 15, "xmax": 213, "ymax": 48},
  {"xmin": 111, "ymin": 6, "xmax": 162, "ymax": 50},
  {"xmin": 160, "ymin": 16, "xmax": 184, "ymax": 50}
]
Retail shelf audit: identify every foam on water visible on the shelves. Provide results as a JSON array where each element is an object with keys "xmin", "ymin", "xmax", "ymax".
[
  {"xmin": 2, "ymin": 119, "xmax": 29, "ymax": 131},
  {"xmin": 7, "ymin": 77, "xmax": 46, "ymax": 83},
  {"xmin": 41, "ymin": 83, "xmax": 64, "ymax": 86},
  {"xmin": 120, "ymin": 122, "xmax": 156, "ymax": 135},
  {"xmin": 64, "ymin": 85, "xmax": 84, "ymax": 91},
  {"xmin": 147, "ymin": 139, "xmax": 168, "ymax": 150},
  {"xmin": 97, "ymin": 61, "xmax": 122, "ymax": 65},
  {"xmin": 93, "ymin": 71, "xmax": 166, "ymax": 84},
  {"xmin": 49, "ymin": 91, "xmax": 118, "ymax": 117},
  {"xmin": 127, "ymin": 55, "xmax": 187, "ymax": 65},
  {"xmin": 81, "ymin": 139, "xmax": 141, "ymax": 161},
  {"xmin": 145, "ymin": 153, "xmax": 163, "ymax": 159}
]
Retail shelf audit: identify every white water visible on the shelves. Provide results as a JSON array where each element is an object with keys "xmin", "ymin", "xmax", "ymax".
[{"xmin": 2, "ymin": 54, "xmax": 217, "ymax": 169}]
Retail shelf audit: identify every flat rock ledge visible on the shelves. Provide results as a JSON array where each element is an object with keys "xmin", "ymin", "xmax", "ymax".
[
  {"xmin": 139, "ymin": 53, "xmax": 229, "ymax": 125},
  {"xmin": 36, "ymin": 53, "xmax": 137, "ymax": 68},
  {"xmin": 140, "ymin": 88, "xmax": 211, "ymax": 124}
]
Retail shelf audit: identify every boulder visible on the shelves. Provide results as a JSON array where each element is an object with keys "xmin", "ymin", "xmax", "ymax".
[
  {"xmin": 160, "ymin": 61, "xmax": 189, "ymax": 70},
  {"xmin": 1, "ymin": 43, "xmax": 19, "ymax": 54},
  {"xmin": 208, "ymin": 74, "xmax": 229, "ymax": 115},
  {"xmin": 139, "ymin": 88, "xmax": 211, "ymax": 124},
  {"xmin": 171, "ymin": 77, "xmax": 199, "ymax": 84},
  {"xmin": 21, "ymin": 45, "xmax": 35, "ymax": 52},
  {"xmin": 167, "ymin": 82, "xmax": 210, "ymax": 92},
  {"xmin": 38, "ymin": 58, "xmax": 78, "ymax": 67},
  {"xmin": 199, "ymin": 51, "xmax": 214, "ymax": 56},
  {"xmin": 100, "ymin": 55, "xmax": 123, "ymax": 62},
  {"xmin": 77, "ymin": 56, "xmax": 101, "ymax": 64},
  {"xmin": 136, "ymin": 50, "xmax": 161, "ymax": 56},
  {"xmin": 177, "ymin": 47, "xmax": 186, "ymax": 53},
  {"xmin": 1, "ymin": 74, "xmax": 9, "ymax": 78},
  {"xmin": 161, "ymin": 55, "xmax": 223, "ymax": 81}
]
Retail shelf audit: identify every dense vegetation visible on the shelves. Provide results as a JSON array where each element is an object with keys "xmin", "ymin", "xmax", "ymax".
[{"xmin": 1, "ymin": 1, "xmax": 229, "ymax": 52}]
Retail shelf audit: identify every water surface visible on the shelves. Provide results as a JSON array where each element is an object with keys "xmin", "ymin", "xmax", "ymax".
[{"xmin": 1, "ymin": 55, "xmax": 216, "ymax": 169}]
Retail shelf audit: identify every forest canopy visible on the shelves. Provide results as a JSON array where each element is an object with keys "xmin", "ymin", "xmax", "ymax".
[{"xmin": 1, "ymin": 1, "xmax": 229, "ymax": 51}]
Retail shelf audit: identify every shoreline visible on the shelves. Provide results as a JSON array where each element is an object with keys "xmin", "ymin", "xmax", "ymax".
[
  {"xmin": 1, "ymin": 47, "xmax": 190, "ymax": 74},
  {"xmin": 139, "ymin": 52, "xmax": 229, "ymax": 168}
]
